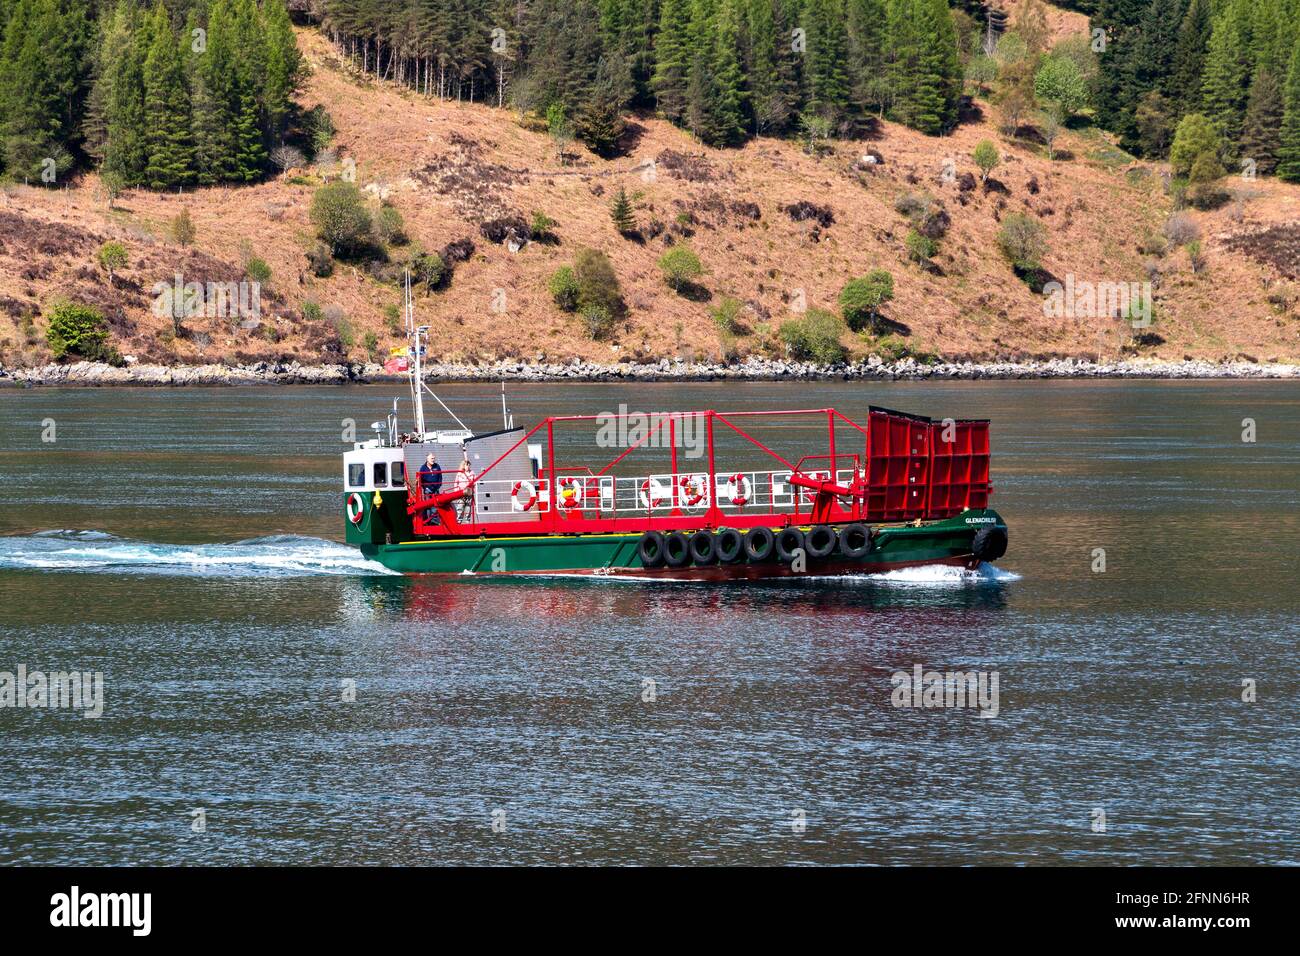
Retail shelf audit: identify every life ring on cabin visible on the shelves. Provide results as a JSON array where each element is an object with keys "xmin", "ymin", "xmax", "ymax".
[
  {"xmin": 346, "ymin": 492, "xmax": 365, "ymax": 525},
  {"xmin": 511, "ymin": 480, "xmax": 538, "ymax": 512},
  {"xmin": 724, "ymin": 473, "xmax": 752, "ymax": 507},
  {"xmin": 639, "ymin": 479, "xmax": 667, "ymax": 509},
  {"xmin": 678, "ymin": 474, "xmax": 707, "ymax": 507},
  {"xmin": 557, "ymin": 476, "xmax": 585, "ymax": 509}
]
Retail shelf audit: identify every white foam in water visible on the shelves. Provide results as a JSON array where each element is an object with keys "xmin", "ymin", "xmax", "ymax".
[
  {"xmin": 0, "ymin": 531, "xmax": 397, "ymax": 578},
  {"xmin": 844, "ymin": 563, "xmax": 1020, "ymax": 586}
]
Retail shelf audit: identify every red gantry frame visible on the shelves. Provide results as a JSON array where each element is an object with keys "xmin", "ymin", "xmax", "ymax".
[{"xmin": 407, "ymin": 406, "xmax": 991, "ymax": 538}]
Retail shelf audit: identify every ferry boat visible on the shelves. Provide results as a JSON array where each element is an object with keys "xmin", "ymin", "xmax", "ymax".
[{"xmin": 342, "ymin": 282, "xmax": 1008, "ymax": 580}]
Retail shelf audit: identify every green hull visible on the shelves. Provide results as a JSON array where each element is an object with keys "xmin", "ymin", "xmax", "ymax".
[{"xmin": 354, "ymin": 509, "xmax": 1008, "ymax": 579}]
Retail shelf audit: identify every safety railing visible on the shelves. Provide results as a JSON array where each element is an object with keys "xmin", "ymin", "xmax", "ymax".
[{"xmin": 467, "ymin": 467, "xmax": 867, "ymax": 520}]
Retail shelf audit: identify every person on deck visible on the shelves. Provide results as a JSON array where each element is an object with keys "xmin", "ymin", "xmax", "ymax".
[
  {"xmin": 452, "ymin": 446, "xmax": 475, "ymax": 521},
  {"xmin": 418, "ymin": 453, "xmax": 442, "ymax": 524}
]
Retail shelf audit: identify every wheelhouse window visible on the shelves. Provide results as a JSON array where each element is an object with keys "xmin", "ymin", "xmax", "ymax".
[
  {"xmin": 392, "ymin": 461, "xmax": 405, "ymax": 486},
  {"xmin": 373, "ymin": 462, "xmax": 388, "ymax": 487},
  {"xmin": 348, "ymin": 463, "xmax": 365, "ymax": 488}
]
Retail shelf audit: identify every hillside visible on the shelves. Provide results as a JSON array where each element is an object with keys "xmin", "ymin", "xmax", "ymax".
[{"xmin": 2, "ymin": 24, "xmax": 1299, "ymax": 371}]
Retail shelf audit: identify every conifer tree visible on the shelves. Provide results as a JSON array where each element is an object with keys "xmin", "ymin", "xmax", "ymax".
[
  {"xmin": 652, "ymin": 0, "xmax": 692, "ymax": 122},
  {"xmin": 1240, "ymin": 68, "xmax": 1284, "ymax": 174},
  {"xmin": 1278, "ymin": 42, "xmax": 1300, "ymax": 182},
  {"xmin": 703, "ymin": 0, "xmax": 747, "ymax": 146},
  {"xmin": 0, "ymin": 0, "xmax": 88, "ymax": 179},
  {"xmin": 1092, "ymin": 0, "xmax": 1149, "ymax": 137},
  {"xmin": 1199, "ymin": 1, "xmax": 1253, "ymax": 152},
  {"xmin": 142, "ymin": 5, "xmax": 194, "ymax": 190},
  {"xmin": 263, "ymin": 0, "xmax": 302, "ymax": 141},
  {"xmin": 804, "ymin": 0, "xmax": 850, "ymax": 120},
  {"xmin": 190, "ymin": 0, "xmax": 238, "ymax": 185},
  {"xmin": 102, "ymin": 5, "xmax": 151, "ymax": 185},
  {"xmin": 744, "ymin": 0, "xmax": 801, "ymax": 134},
  {"xmin": 846, "ymin": 0, "xmax": 887, "ymax": 117},
  {"xmin": 1171, "ymin": 0, "xmax": 1212, "ymax": 118}
]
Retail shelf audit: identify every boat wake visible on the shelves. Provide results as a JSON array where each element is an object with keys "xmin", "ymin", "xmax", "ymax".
[
  {"xmin": 0, "ymin": 530, "xmax": 397, "ymax": 578},
  {"xmin": 843, "ymin": 564, "xmax": 1020, "ymax": 586}
]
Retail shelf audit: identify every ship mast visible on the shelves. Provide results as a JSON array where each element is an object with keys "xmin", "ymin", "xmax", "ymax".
[
  {"xmin": 403, "ymin": 269, "xmax": 470, "ymax": 438},
  {"xmin": 404, "ymin": 271, "xmax": 426, "ymax": 436}
]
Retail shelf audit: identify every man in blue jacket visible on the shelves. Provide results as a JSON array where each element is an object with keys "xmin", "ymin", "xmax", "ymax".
[{"xmin": 417, "ymin": 452, "xmax": 442, "ymax": 524}]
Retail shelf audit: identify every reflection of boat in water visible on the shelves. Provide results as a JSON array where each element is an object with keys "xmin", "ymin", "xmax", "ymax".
[
  {"xmin": 341, "ymin": 279, "xmax": 1009, "ymax": 581},
  {"xmin": 352, "ymin": 567, "xmax": 1012, "ymax": 624}
]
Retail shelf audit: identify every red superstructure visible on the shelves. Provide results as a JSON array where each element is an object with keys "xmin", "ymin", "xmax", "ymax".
[{"xmin": 406, "ymin": 406, "xmax": 991, "ymax": 539}]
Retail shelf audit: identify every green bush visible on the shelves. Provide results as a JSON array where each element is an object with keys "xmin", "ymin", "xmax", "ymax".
[
  {"xmin": 1188, "ymin": 150, "xmax": 1224, "ymax": 185},
  {"xmin": 411, "ymin": 250, "xmax": 446, "ymax": 292},
  {"xmin": 658, "ymin": 245, "xmax": 703, "ymax": 292},
  {"xmin": 326, "ymin": 306, "xmax": 355, "ymax": 349},
  {"xmin": 530, "ymin": 210, "xmax": 557, "ymax": 241},
  {"xmin": 363, "ymin": 331, "xmax": 381, "ymax": 363},
  {"xmin": 548, "ymin": 266, "xmax": 580, "ymax": 311},
  {"xmin": 301, "ymin": 300, "xmax": 323, "ymax": 323},
  {"xmin": 778, "ymin": 308, "xmax": 847, "ymax": 364},
  {"xmin": 581, "ymin": 305, "xmax": 616, "ymax": 339},
  {"xmin": 45, "ymin": 301, "xmax": 121, "ymax": 364},
  {"xmin": 997, "ymin": 212, "xmax": 1048, "ymax": 273},
  {"xmin": 905, "ymin": 229, "xmax": 937, "ymax": 263},
  {"xmin": 973, "ymin": 139, "xmax": 1000, "ymax": 180},
  {"xmin": 374, "ymin": 204, "xmax": 407, "ymax": 245},
  {"xmin": 170, "ymin": 208, "xmax": 196, "ymax": 246},
  {"xmin": 310, "ymin": 181, "xmax": 373, "ymax": 256},
  {"xmin": 1170, "ymin": 114, "xmax": 1221, "ymax": 178},
  {"xmin": 246, "ymin": 257, "xmax": 272, "ymax": 284},
  {"xmin": 306, "ymin": 241, "xmax": 333, "ymax": 277},
  {"xmin": 97, "ymin": 241, "xmax": 127, "ymax": 284},
  {"xmin": 572, "ymin": 248, "xmax": 624, "ymax": 317},
  {"xmin": 839, "ymin": 270, "xmax": 895, "ymax": 332},
  {"xmin": 711, "ymin": 296, "xmax": 745, "ymax": 334},
  {"xmin": 305, "ymin": 104, "xmax": 336, "ymax": 155}
]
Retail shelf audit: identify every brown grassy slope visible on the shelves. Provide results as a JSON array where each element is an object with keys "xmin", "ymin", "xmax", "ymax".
[{"xmin": 1, "ymin": 24, "xmax": 1298, "ymax": 369}]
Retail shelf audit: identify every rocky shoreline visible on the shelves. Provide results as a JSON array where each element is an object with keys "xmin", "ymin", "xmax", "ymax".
[{"xmin": 3, "ymin": 355, "xmax": 1299, "ymax": 387}]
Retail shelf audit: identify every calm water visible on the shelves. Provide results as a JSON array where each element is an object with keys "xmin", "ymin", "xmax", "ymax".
[{"xmin": 0, "ymin": 381, "xmax": 1296, "ymax": 866}]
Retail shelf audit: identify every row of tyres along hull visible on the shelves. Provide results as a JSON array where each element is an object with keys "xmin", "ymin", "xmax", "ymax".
[{"xmin": 358, "ymin": 509, "xmax": 1008, "ymax": 579}]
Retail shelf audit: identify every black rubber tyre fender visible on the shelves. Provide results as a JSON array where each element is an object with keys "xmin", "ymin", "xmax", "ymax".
[
  {"xmin": 837, "ymin": 523, "xmax": 872, "ymax": 558},
  {"xmin": 689, "ymin": 530, "xmax": 718, "ymax": 565},
  {"xmin": 971, "ymin": 526, "xmax": 1008, "ymax": 562},
  {"xmin": 715, "ymin": 528, "xmax": 744, "ymax": 563},
  {"xmin": 744, "ymin": 526, "xmax": 776, "ymax": 562},
  {"xmin": 663, "ymin": 531, "xmax": 691, "ymax": 568},
  {"xmin": 638, "ymin": 530, "xmax": 666, "ymax": 568},
  {"xmin": 804, "ymin": 525, "xmax": 837, "ymax": 559},
  {"xmin": 775, "ymin": 527, "xmax": 806, "ymax": 563}
]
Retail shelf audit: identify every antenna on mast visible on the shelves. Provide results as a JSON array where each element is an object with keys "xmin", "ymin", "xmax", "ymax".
[{"xmin": 501, "ymin": 381, "xmax": 513, "ymax": 430}]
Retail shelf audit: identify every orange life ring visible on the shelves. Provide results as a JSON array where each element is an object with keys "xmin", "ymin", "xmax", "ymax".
[
  {"xmin": 725, "ymin": 473, "xmax": 752, "ymax": 507},
  {"xmin": 639, "ymin": 479, "xmax": 666, "ymax": 509},
  {"xmin": 678, "ymin": 474, "xmax": 706, "ymax": 507},
  {"xmin": 557, "ymin": 476, "xmax": 585, "ymax": 509},
  {"xmin": 511, "ymin": 480, "xmax": 537, "ymax": 512}
]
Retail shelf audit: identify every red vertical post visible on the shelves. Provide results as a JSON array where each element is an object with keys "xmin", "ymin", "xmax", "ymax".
[
  {"xmin": 670, "ymin": 415, "xmax": 680, "ymax": 516},
  {"xmin": 546, "ymin": 418, "xmax": 556, "ymax": 530},
  {"xmin": 827, "ymin": 409, "xmax": 837, "ymax": 483},
  {"xmin": 706, "ymin": 410, "xmax": 721, "ymax": 527}
]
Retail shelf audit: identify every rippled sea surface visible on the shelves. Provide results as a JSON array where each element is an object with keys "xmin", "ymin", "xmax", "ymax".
[{"xmin": 0, "ymin": 381, "xmax": 1296, "ymax": 865}]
